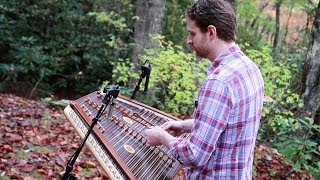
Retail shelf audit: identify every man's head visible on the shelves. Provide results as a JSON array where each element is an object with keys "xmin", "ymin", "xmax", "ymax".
[{"xmin": 186, "ymin": 0, "xmax": 236, "ymax": 42}]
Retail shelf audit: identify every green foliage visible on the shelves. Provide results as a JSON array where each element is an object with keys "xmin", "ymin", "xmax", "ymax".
[
  {"xmin": 236, "ymin": 1, "xmax": 320, "ymax": 174},
  {"xmin": 140, "ymin": 36, "xmax": 209, "ymax": 116},
  {"xmin": 236, "ymin": 0, "xmax": 275, "ymax": 48},
  {"xmin": 112, "ymin": 35, "xmax": 210, "ymax": 116},
  {"xmin": 237, "ymin": 0, "xmax": 260, "ymax": 20},
  {"xmin": 242, "ymin": 43, "xmax": 302, "ymax": 119},
  {"xmin": 111, "ymin": 58, "xmax": 139, "ymax": 86},
  {"xmin": 162, "ymin": 0, "xmax": 193, "ymax": 46},
  {"xmin": 240, "ymin": 42, "xmax": 320, "ymax": 175},
  {"xmin": 274, "ymin": 118, "xmax": 320, "ymax": 175},
  {"xmin": 0, "ymin": 0, "xmax": 133, "ymax": 97},
  {"xmin": 1, "ymin": 0, "xmax": 319, "ymax": 176},
  {"xmin": 143, "ymin": 38, "xmax": 203, "ymax": 115}
]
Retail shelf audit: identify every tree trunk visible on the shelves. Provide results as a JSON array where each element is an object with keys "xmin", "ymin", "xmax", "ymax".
[
  {"xmin": 304, "ymin": 0, "xmax": 315, "ymax": 41},
  {"xmin": 131, "ymin": 0, "xmax": 164, "ymax": 72},
  {"xmin": 273, "ymin": 0, "xmax": 282, "ymax": 50},
  {"xmin": 282, "ymin": 4, "xmax": 294, "ymax": 44},
  {"xmin": 251, "ymin": 1, "xmax": 270, "ymax": 28},
  {"xmin": 299, "ymin": 1, "xmax": 320, "ymax": 119}
]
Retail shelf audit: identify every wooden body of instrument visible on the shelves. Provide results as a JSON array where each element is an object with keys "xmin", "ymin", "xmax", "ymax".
[{"xmin": 64, "ymin": 90, "xmax": 183, "ymax": 180}]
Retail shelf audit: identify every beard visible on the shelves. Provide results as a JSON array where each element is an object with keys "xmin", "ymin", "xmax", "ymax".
[
  {"xmin": 194, "ymin": 43, "xmax": 210, "ymax": 58},
  {"xmin": 195, "ymin": 48, "xmax": 207, "ymax": 58},
  {"xmin": 186, "ymin": 44, "xmax": 208, "ymax": 58},
  {"xmin": 194, "ymin": 37, "xmax": 210, "ymax": 58}
]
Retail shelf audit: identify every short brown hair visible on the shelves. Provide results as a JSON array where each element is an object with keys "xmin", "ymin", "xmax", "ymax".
[{"xmin": 186, "ymin": 0, "xmax": 236, "ymax": 42}]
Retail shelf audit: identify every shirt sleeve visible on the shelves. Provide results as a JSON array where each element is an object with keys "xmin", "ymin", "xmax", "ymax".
[{"xmin": 169, "ymin": 78, "xmax": 232, "ymax": 167}]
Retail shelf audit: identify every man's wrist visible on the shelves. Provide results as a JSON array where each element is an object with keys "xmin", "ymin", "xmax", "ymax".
[
  {"xmin": 181, "ymin": 119, "xmax": 194, "ymax": 133},
  {"xmin": 161, "ymin": 131, "xmax": 177, "ymax": 148}
]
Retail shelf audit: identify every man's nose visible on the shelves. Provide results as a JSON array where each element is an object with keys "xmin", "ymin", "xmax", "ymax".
[{"xmin": 186, "ymin": 39, "xmax": 192, "ymax": 44}]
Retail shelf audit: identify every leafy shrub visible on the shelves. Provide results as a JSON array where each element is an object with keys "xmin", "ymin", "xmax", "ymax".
[
  {"xmin": 112, "ymin": 35, "xmax": 210, "ymax": 117},
  {"xmin": 242, "ymin": 43, "xmax": 302, "ymax": 120},
  {"xmin": 274, "ymin": 117, "xmax": 320, "ymax": 175},
  {"xmin": 243, "ymin": 42, "xmax": 319, "ymax": 175},
  {"xmin": 0, "ymin": 0, "xmax": 132, "ymax": 98}
]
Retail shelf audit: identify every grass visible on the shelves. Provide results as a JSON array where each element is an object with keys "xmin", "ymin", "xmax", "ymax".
[
  {"xmin": 80, "ymin": 167, "xmax": 96, "ymax": 177},
  {"xmin": 20, "ymin": 171, "xmax": 44, "ymax": 179},
  {"xmin": 0, "ymin": 175, "xmax": 11, "ymax": 180},
  {"xmin": 34, "ymin": 146, "xmax": 53, "ymax": 154},
  {"xmin": 16, "ymin": 151, "xmax": 29, "ymax": 159}
]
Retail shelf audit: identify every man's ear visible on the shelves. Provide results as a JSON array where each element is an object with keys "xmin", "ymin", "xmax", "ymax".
[{"xmin": 207, "ymin": 25, "xmax": 217, "ymax": 40}]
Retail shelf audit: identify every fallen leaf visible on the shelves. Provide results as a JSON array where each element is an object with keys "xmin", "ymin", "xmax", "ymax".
[
  {"xmin": 86, "ymin": 161, "xmax": 96, "ymax": 168},
  {"xmin": 37, "ymin": 169, "xmax": 47, "ymax": 175},
  {"xmin": 17, "ymin": 120, "xmax": 30, "ymax": 127},
  {"xmin": 21, "ymin": 164, "xmax": 35, "ymax": 173},
  {"xmin": 15, "ymin": 159, "xmax": 28, "ymax": 167},
  {"xmin": 50, "ymin": 109, "xmax": 61, "ymax": 118},
  {"xmin": 31, "ymin": 153, "xmax": 39, "ymax": 158},
  {"xmin": 5, "ymin": 127, "xmax": 17, "ymax": 133},
  {"xmin": 55, "ymin": 155, "xmax": 66, "ymax": 167},
  {"xmin": 265, "ymin": 155, "xmax": 272, "ymax": 161},
  {"xmin": 6, "ymin": 132, "xmax": 22, "ymax": 142},
  {"xmin": 2, "ymin": 145, "xmax": 13, "ymax": 152},
  {"xmin": 75, "ymin": 165, "xmax": 83, "ymax": 172},
  {"xmin": 25, "ymin": 130, "xmax": 35, "ymax": 136},
  {"xmin": 23, "ymin": 176, "xmax": 35, "ymax": 180}
]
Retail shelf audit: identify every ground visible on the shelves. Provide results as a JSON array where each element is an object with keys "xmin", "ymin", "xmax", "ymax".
[{"xmin": 0, "ymin": 93, "xmax": 313, "ymax": 179}]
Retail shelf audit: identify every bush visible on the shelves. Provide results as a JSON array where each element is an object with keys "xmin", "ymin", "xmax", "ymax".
[
  {"xmin": 243, "ymin": 43, "xmax": 319, "ymax": 175},
  {"xmin": 112, "ymin": 35, "xmax": 210, "ymax": 117},
  {"xmin": 0, "ymin": 0, "xmax": 132, "ymax": 98}
]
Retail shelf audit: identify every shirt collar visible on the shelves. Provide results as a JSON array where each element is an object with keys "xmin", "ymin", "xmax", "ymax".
[{"xmin": 207, "ymin": 44, "xmax": 240, "ymax": 75}]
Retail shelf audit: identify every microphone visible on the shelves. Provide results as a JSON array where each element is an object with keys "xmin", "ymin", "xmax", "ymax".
[
  {"xmin": 102, "ymin": 85, "xmax": 120, "ymax": 105},
  {"xmin": 141, "ymin": 60, "xmax": 151, "ymax": 93}
]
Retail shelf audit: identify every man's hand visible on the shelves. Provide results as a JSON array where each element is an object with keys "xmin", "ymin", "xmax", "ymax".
[
  {"xmin": 144, "ymin": 126, "xmax": 166, "ymax": 146},
  {"xmin": 144, "ymin": 126, "xmax": 177, "ymax": 148},
  {"xmin": 161, "ymin": 119, "xmax": 194, "ymax": 136},
  {"xmin": 161, "ymin": 121, "xmax": 184, "ymax": 137},
  {"xmin": 144, "ymin": 119, "xmax": 194, "ymax": 147}
]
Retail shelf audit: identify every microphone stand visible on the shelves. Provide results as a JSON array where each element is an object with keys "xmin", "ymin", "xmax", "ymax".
[
  {"xmin": 62, "ymin": 85, "xmax": 120, "ymax": 180},
  {"xmin": 131, "ymin": 60, "xmax": 151, "ymax": 99}
]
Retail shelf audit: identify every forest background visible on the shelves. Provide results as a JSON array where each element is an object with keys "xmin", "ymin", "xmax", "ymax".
[{"xmin": 1, "ymin": 0, "xmax": 320, "ymax": 178}]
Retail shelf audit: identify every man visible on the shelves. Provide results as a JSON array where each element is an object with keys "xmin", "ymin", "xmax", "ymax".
[{"xmin": 144, "ymin": 0, "xmax": 264, "ymax": 179}]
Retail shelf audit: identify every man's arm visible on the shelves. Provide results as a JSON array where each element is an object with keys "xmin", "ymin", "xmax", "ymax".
[
  {"xmin": 144, "ymin": 126, "xmax": 178, "ymax": 148},
  {"xmin": 161, "ymin": 119, "xmax": 194, "ymax": 135},
  {"xmin": 180, "ymin": 119, "xmax": 194, "ymax": 133},
  {"xmin": 144, "ymin": 119, "xmax": 194, "ymax": 148},
  {"xmin": 168, "ymin": 79, "xmax": 230, "ymax": 166}
]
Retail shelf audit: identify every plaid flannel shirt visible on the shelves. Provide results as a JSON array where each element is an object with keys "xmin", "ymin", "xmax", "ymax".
[{"xmin": 169, "ymin": 45, "xmax": 264, "ymax": 179}]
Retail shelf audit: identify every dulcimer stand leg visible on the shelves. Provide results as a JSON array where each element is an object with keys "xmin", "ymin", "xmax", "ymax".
[{"xmin": 62, "ymin": 85, "xmax": 120, "ymax": 180}]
